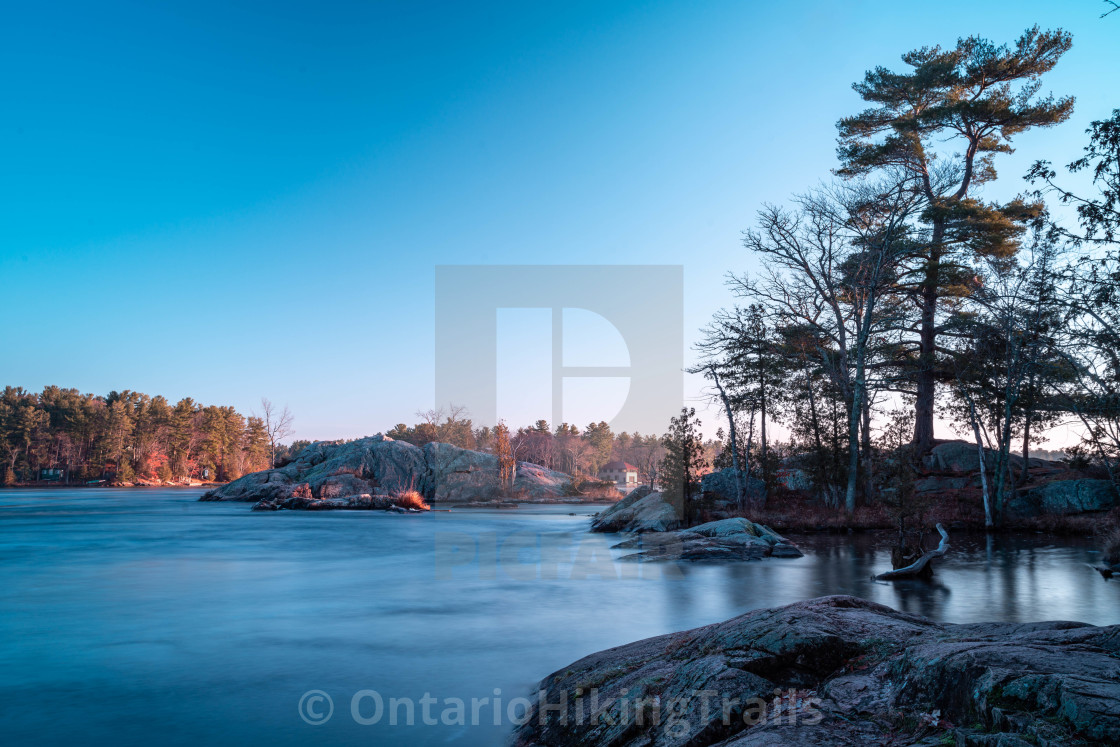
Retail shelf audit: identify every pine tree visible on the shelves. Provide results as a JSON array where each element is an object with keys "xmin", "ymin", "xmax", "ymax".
[
  {"xmin": 837, "ymin": 27, "xmax": 1074, "ymax": 454},
  {"xmin": 659, "ymin": 408, "xmax": 708, "ymax": 526},
  {"xmin": 584, "ymin": 421, "xmax": 614, "ymax": 474}
]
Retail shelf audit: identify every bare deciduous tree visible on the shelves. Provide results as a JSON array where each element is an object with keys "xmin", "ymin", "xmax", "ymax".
[{"xmin": 257, "ymin": 398, "xmax": 294, "ymax": 468}]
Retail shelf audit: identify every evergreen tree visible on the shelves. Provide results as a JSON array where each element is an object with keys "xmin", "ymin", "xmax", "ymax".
[
  {"xmin": 494, "ymin": 421, "xmax": 515, "ymax": 494},
  {"xmin": 659, "ymin": 408, "xmax": 708, "ymax": 526},
  {"xmin": 584, "ymin": 421, "xmax": 614, "ymax": 474},
  {"xmin": 837, "ymin": 27, "xmax": 1074, "ymax": 453}
]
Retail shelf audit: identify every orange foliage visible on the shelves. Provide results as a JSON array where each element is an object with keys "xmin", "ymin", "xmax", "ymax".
[{"xmin": 394, "ymin": 489, "xmax": 430, "ymax": 511}]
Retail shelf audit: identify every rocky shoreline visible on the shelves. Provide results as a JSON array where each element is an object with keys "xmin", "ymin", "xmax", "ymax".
[
  {"xmin": 200, "ymin": 434, "xmax": 576, "ymax": 509},
  {"xmin": 688, "ymin": 441, "xmax": 1120, "ymax": 535},
  {"xmin": 590, "ymin": 488, "xmax": 803, "ymax": 561},
  {"xmin": 515, "ymin": 596, "xmax": 1120, "ymax": 746}
]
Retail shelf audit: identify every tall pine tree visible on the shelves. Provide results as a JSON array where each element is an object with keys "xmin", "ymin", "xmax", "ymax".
[{"xmin": 837, "ymin": 27, "xmax": 1073, "ymax": 453}]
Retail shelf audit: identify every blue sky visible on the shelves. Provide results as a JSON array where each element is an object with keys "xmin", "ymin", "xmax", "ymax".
[{"xmin": 2, "ymin": 1, "xmax": 1116, "ymax": 441}]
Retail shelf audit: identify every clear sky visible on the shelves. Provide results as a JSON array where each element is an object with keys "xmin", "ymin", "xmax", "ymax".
[{"xmin": 2, "ymin": 1, "xmax": 1116, "ymax": 442}]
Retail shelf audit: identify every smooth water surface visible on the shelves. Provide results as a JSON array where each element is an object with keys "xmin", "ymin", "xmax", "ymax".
[{"xmin": 1, "ymin": 488, "xmax": 1117, "ymax": 745}]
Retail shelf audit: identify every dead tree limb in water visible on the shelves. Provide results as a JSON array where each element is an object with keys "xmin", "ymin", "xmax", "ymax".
[{"xmin": 876, "ymin": 524, "xmax": 950, "ymax": 580}]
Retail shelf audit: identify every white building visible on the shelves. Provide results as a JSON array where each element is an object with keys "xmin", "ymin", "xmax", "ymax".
[{"xmin": 598, "ymin": 461, "xmax": 639, "ymax": 491}]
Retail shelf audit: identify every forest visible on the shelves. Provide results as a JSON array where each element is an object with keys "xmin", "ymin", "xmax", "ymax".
[{"xmin": 0, "ymin": 387, "xmax": 293, "ymax": 485}]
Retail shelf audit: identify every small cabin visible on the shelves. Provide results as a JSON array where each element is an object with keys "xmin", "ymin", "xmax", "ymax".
[{"xmin": 598, "ymin": 461, "xmax": 639, "ymax": 491}]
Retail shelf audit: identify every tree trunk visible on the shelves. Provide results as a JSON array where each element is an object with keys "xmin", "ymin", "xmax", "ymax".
[
  {"xmin": 992, "ymin": 391, "xmax": 1016, "ymax": 526},
  {"xmin": 844, "ymin": 380, "xmax": 862, "ymax": 514},
  {"xmin": 760, "ymin": 381, "xmax": 768, "ymax": 490},
  {"xmin": 710, "ymin": 367, "xmax": 745, "ymax": 508},
  {"xmin": 914, "ymin": 231, "xmax": 943, "ymax": 456},
  {"xmin": 861, "ymin": 394, "xmax": 874, "ymax": 502},
  {"xmin": 744, "ymin": 409, "xmax": 755, "ymax": 481},
  {"xmin": 965, "ymin": 395, "xmax": 993, "ymax": 529},
  {"xmin": 804, "ymin": 363, "xmax": 827, "ymax": 502}
]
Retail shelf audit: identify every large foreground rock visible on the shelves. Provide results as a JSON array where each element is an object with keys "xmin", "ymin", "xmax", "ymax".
[
  {"xmin": 591, "ymin": 490, "xmax": 684, "ymax": 533},
  {"xmin": 612, "ymin": 518, "xmax": 803, "ymax": 561},
  {"xmin": 515, "ymin": 596, "xmax": 1120, "ymax": 747},
  {"xmin": 200, "ymin": 435, "xmax": 572, "ymax": 506}
]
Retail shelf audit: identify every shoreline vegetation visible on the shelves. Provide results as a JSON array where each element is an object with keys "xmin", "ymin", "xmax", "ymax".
[
  {"xmin": 6, "ymin": 477, "xmax": 1112, "ymax": 539},
  {"xmin": 5, "ymin": 474, "xmax": 1113, "ymax": 537},
  {"xmin": 4, "ymin": 395, "xmax": 1116, "ymax": 544}
]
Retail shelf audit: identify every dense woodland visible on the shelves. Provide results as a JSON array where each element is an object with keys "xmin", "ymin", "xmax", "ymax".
[
  {"xmin": 687, "ymin": 27, "xmax": 1120, "ymax": 527},
  {"xmin": 0, "ymin": 388, "xmax": 294, "ymax": 485}
]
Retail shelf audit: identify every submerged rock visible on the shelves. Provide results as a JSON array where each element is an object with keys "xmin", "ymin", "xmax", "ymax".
[
  {"xmin": 613, "ymin": 517, "xmax": 802, "ymax": 561},
  {"xmin": 250, "ymin": 491, "xmax": 395, "ymax": 512},
  {"xmin": 515, "ymin": 596, "xmax": 1120, "ymax": 747},
  {"xmin": 201, "ymin": 434, "xmax": 572, "ymax": 507}
]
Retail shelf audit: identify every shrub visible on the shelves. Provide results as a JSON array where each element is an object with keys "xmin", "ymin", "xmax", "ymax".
[
  {"xmin": 116, "ymin": 461, "xmax": 135, "ymax": 484},
  {"xmin": 1064, "ymin": 444, "xmax": 1092, "ymax": 470},
  {"xmin": 394, "ymin": 489, "xmax": 430, "ymax": 511}
]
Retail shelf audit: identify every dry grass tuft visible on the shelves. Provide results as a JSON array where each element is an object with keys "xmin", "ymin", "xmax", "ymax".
[{"xmin": 394, "ymin": 489, "xmax": 430, "ymax": 511}]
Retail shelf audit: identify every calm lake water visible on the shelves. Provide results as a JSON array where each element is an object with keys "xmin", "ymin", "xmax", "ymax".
[{"xmin": 2, "ymin": 488, "xmax": 1118, "ymax": 746}]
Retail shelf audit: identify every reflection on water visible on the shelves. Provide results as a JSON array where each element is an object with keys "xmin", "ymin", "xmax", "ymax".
[{"xmin": 0, "ymin": 489, "xmax": 1117, "ymax": 746}]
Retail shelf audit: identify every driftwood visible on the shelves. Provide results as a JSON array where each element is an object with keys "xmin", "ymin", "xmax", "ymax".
[
  {"xmin": 876, "ymin": 523, "xmax": 950, "ymax": 580},
  {"xmin": 1094, "ymin": 564, "xmax": 1119, "ymax": 579}
]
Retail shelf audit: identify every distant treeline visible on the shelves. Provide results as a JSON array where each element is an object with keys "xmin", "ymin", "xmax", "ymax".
[
  {"xmin": 383, "ymin": 405, "xmax": 724, "ymax": 483},
  {"xmin": 0, "ymin": 386, "xmax": 283, "ymax": 485}
]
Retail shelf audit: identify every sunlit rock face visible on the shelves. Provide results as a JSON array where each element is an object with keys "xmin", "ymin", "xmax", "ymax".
[
  {"xmin": 200, "ymin": 434, "xmax": 572, "ymax": 507},
  {"xmin": 515, "ymin": 596, "xmax": 1120, "ymax": 747}
]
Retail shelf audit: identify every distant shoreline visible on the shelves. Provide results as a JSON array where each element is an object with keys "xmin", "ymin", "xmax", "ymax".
[{"xmin": 0, "ymin": 482, "xmax": 225, "ymax": 489}]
